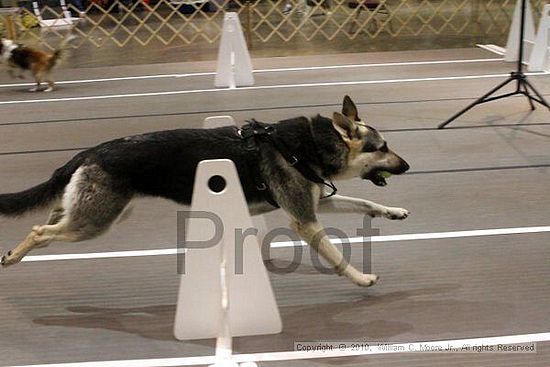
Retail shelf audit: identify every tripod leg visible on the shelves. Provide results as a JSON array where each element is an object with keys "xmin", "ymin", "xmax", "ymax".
[
  {"xmin": 521, "ymin": 80, "xmax": 536, "ymax": 110},
  {"xmin": 438, "ymin": 76, "xmax": 516, "ymax": 129},
  {"xmin": 523, "ymin": 78, "xmax": 550, "ymax": 110}
]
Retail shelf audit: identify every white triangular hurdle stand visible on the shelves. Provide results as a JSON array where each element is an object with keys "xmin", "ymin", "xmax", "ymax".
[
  {"xmin": 215, "ymin": 12, "xmax": 254, "ymax": 88},
  {"xmin": 505, "ymin": 0, "xmax": 536, "ymax": 62},
  {"xmin": 528, "ymin": 4, "xmax": 550, "ymax": 71},
  {"xmin": 202, "ymin": 116, "xmax": 271, "ymax": 261},
  {"xmin": 32, "ymin": 0, "xmax": 79, "ymax": 28},
  {"xmin": 174, "ymin": 159, "xmax": 282, "ymax": 365}
]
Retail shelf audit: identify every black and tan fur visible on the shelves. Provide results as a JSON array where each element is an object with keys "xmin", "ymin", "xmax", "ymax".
[
  {"xmin": 0, "ymin": 37, "xmax": 72, "ymax": 92},
  {"xmin": 0, "ymin": 96, "xmax": 409, "ymax": 287}
]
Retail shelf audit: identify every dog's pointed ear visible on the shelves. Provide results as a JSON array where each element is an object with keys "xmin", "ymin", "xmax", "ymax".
[
  {"xmin": 332, "ymin": 112, "xmax": 357, "ymax": 140},
  {"xmin": 342, "ymin": 95, "xmax": 359, "ymax": 121}
]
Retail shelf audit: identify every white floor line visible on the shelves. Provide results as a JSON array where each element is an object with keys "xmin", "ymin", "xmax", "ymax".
[
  {"xmin": 0, "ymin": 73, "xmax": 213, "ymax": 88},
  {"xmin": 4, "ymin": 332, "xmax": 549, "ymax": 367},
  {"xmin": 21, "ymin": 225, "xmax": 550, "ymax": 263},
  {"xmin": 0, "ymin": 58, "xmax": 502, "ymax": 89},
  {"xmin": 259, "ymin": 58, "xmax": 503, "ymax": 74},
  {"xmin": 477, "ymin": 44, "xmax": 507, "ymax": 56},
  {"xmin": 4, "ymin": 72, "xmax": 550, "ymax": 106}
]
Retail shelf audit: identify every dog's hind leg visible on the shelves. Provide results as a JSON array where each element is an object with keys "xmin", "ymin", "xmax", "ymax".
[
  {"xmin": 1, "ymin": 165, "xmax": 132, "ymax": 267},
  {"xmin": 1, "ymin": 220, "xmax": 78, "ymax": 266},
  {"xmin": 46, "ymin": 205, "xmax": 65, "ymax": 225},
  {"xmin": 44, "ymin": 72, "xmax": 54, "ymax": 92},
  {"xmin": 317, "ymin": 194, "xmax": 409, "ymax": 220},
  {"xmin": 35, "ymin": 202, "xmax": 69, "ymax": 250},
  {"xmin": 29, "ymin": 66, "xmax": 44, "ymax": 92},
  {"xmin": 29, "ymin": 76, "xmax": 42, "ymax": 92}
]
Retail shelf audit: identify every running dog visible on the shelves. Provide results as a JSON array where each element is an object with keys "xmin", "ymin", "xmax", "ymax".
[
  {"xmin": 0, "ymin": 36, "xmax": 73, "ymax": 92},
  {"xmin": 0, "ymin": 96, "xmax": 410, "ymax": 287}
]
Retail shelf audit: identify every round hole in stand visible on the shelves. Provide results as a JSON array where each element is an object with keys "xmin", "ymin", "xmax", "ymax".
[{"xmin": 208, "ymin": 175, "xmax": 227, "ymax": 193}]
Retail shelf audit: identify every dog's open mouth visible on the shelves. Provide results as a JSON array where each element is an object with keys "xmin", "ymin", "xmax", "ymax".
[{"xmin": 365, "ymin": 170, "xmax": 391, "ymax": 187}]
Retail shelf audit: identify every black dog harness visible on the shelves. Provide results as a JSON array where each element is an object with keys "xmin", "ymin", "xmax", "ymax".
[{"xmin": 238, "ymin": 119, "xmax": 337, "ymax": 208}]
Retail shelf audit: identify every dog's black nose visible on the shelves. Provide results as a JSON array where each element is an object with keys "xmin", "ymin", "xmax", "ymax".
[{"xmin": 401, "ymin": 160, "xmax": 410, "ymax": 173}]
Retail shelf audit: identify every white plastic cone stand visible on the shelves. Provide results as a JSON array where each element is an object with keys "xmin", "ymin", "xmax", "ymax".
[
  {"xmin": 215, "ymin": 12, "xmax": 254, "ymax": 88},
  {"xmin": 505, "ymin": 0, "xmax": 536, "ymax": 62},
  {"xmin": 202, "ymin": 116, "xmax": 272, "ymax": 261},
  {"xmin": 210, "ymin": 258, "xmax": 238, "ymax": 367},
  {"xmin": 174, "ymin": 159, "xmax": 282, "ymax": 341},
  {"xmin": 528, "ymin": 4, "xmax": 550, "ymax": 71}
]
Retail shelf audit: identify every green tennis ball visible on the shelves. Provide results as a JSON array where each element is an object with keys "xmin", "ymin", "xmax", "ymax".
[
  {"xmin": 379, "ymin": 171, "xmax": 392, "ymax": 179},
  {"xmin": 21, "ymin": 14, "xmax": 39, "ymax": 29}
]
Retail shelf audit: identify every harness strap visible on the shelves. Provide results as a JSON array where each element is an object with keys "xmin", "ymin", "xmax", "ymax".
[
  {"xmin": 265, "ymin": 128, "xmax": 338, "ymax": 199},
  {"xmin": 239, "ymin": 119, "xmax": 338, "ymax": 208},
  {"xmin": 238, "ymin": 121, "xmax": 279, "ymax": 208}
]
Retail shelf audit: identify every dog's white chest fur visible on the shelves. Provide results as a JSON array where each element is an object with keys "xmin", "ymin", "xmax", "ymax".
[{"xmin": 1, "ymin": 39, "xmax": 17, "ymax": 61}]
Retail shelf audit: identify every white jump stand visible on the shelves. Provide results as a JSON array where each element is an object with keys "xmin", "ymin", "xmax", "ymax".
[
  {"xmin": 174, "ymin": 159, "xmax": 282, "ymax": 348},
  {"xmin": 528, "ymin": 4, "xmax": 550, "ymax": 71},
  {"xmin": 505, "ymin": 0, "xmax": 535, "ymax": 62},
  {"xmin": 203, "ymin": 116, "xmax": 238, "ymax": 129},
  {"xmin": 32, "ymin": 0, "xmax": 79, "ymax": 28},
  {"xmin": 215, "ymin": 12, "xmax": 254, "ymax": 88},
  {"xmin": 202, "ymin": 116, "xmax": 272, "ymax": 261}
]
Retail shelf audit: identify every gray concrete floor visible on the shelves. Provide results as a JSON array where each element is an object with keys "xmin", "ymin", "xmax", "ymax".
[{"xmin": 0, "ymin": 47, "xmax": 549, "ymax": 366}]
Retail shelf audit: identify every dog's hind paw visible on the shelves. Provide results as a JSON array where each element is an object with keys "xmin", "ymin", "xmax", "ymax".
[
  {"xmin": 384, "ymin": 207, "xmax": 410, "ymax": 220},
  {"xmin": 1, "ymin": 253, "xmax": 8, "ymax": 267},
  {"xmin": 1, "ymin": 250, "xmax": 20, "ymax": 267}
]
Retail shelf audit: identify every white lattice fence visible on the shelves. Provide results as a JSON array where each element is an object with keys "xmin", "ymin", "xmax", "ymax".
[{"xmin": 3, "ymin": 0, "xmax": 545, "ymax": 49}]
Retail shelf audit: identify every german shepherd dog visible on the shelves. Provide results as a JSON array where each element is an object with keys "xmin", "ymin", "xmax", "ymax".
[
  {"xmin": 0, "ymin": 96, "xmax": 409, "ymax": 287},
  {"xmin": 0, "ymin": 36, "xmax": 73, "ymax": 92}
]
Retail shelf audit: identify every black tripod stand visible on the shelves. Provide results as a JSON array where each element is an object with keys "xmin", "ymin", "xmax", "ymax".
[{"xmin": 438, "ymin": 0, "xmax": 550, "ymax": 129}]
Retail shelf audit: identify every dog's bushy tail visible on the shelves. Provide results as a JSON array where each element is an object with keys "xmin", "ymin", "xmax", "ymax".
[
  {"xmin": 49, "ymin": 34, "xmax": 76, "ymax": 68},
  {"xmin": 0, "ymin": 152, "xmax": 84, "ymax": 217}
]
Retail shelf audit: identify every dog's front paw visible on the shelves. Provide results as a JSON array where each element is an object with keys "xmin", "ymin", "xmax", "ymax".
[
  {"xmin": 340, "ymin": 266, "xmax": 379, "ymax": 287},
  {"xmin": 337, "ymin": 264, "xmax": 378, "ymax": 287},
  {"xmin": 352, "ymin": 273, "xmax": 379, "ymax": 287},
  {"xmin": 384, "ymin": 207, "xmax": 410, "ymax": 220}
]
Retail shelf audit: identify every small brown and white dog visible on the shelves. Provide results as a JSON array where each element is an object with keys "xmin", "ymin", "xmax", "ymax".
[{"xmin": 0, "ymin": 36, "xmax": 73, "ymax": 92}]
